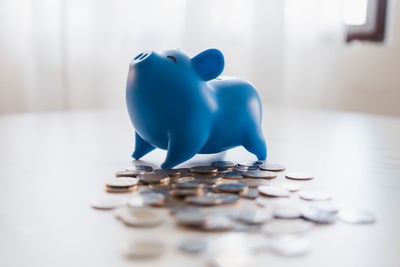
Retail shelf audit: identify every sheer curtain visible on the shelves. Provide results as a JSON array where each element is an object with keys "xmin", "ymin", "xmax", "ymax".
[{"xmin": 1, "ymin": 0, "xmax": 399, "ymax": 115}]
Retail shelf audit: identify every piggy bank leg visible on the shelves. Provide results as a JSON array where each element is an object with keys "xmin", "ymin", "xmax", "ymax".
[
  {"xmin": 132, "ymin": 132, "xmax": 155, "ymax": 160},
  {"xmin": 243, "ymin": 125, "xmax": 267, "ymax": 160},
  {"xmin": 161, "ymin": 132, "xmax": 207, "ymax": 169}
]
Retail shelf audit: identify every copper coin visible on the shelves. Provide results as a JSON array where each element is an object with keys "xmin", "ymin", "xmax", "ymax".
[
  {"xmin": 105, "ymin": 186, "xmax": 137, "ymax": 193},
  {"xmin": 137, "ymin": 173, "xmax": 170, "ymax": 184},
  {"xmin": 190, "ymin": 166, "xmax": 218, "ymax": 174},
  {"xmin": 106, "ymin": 178, "xmax": 139, "ymax": 188},
  {"xmin": 170, "ymin": 188, "xmax": 204, "ymax": 198},
  {"xmin": 222, "ymin": 171, "xmax": 243, "ymax": 180}
]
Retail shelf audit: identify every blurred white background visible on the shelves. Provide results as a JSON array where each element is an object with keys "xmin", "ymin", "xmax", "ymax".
[{"xmin": 0, "ymin": 0, "xmax": 399, "ymax": 116}]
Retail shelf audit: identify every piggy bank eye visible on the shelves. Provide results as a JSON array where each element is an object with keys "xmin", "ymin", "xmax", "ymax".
[{"xmin": 167, "ymin": 55, "xmax": 177, "ymax": 63}]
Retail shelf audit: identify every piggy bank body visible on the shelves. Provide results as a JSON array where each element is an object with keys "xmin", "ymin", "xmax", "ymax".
[{"xmin": 126, "ymin": 49, "xmax": 267, "ymax": 168}]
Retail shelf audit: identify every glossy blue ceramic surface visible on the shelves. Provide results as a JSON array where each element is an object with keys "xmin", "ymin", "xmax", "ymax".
[{"xmin": 126, "ymin": 49, "xmax": 267, "ymax": 168}]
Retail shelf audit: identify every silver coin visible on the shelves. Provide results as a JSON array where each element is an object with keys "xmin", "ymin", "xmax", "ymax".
[
  {"xmin": 115, "ymin": 170, "xmax": 144, "ymax": 177},
  {"xmin": 120, "ymin": 207, "xmax": 163, "ymax": 227},
  {"xmin": 201, "ymin": 216, "xmax": 232, "ymax": 231},
  {"xmin": 172, "ymin": 180, "xmax": 205, "ymax": 189},
  {"xmin": 273, "ymin": 204, "xmax": 302, "ymax": 219},
  {"xmin": 170, "ymin": 188, "xmax": 204, "ymax": 198},
  {"xmin": 185, "ymin": 193, "xmax": 223, "ymax": 206},
  {"xmin": 238, "ymin": 161, "xmax": 264, "ymax": 167},
  {"xmin": 175, "ymin": 168, "xmax": 192, "ymax": 176},
  {"xmin": 192, "ymin": 173, "xmax": 222, "ymax": 179},
  {"xmin": 141, "ymin": 187, "xmax": 170, "ymax": 197},
  {"xmin": 222, "ymin": 171, "xmax": 243, "ymax": 180},
  {"xmin": 211, "ymin": 161, "xmax": 237, "ymax": 168},
  {"xmin": 237, "ymin": 209, "xmax": 272, "ymax": 225},
  {"xmin": 215, "ymin": 193, "xmax": 241, "ymax": 205},
  {"xmin": 299, "ymin": 191, "xmax": 332, "ymax": 201},
  {"xmin": 175, "ymin": 211, "xmax": 210, "ymax": 226},
  {"xmin": 175, "ymin": 176, "xmax": 195, "ymax": 183},
  {"xmin": 137, "ymin": 173, "xmax": 170, "ymax": 184},
  {"xmin": 266, "ymin": 235, "xmax": 309, "ymax": 256},
  {"xmin": 179, "ymin": 238, "xmax": 208, "ymax": 254},
  {"xmin": 154, "ymin": 168, "xmax": 181, "ymax": 177},
  {"xmin": 242, "ymin": 170, "xmax": 277, "ymax": 179},
  {"xmin": 242, "ymin": 179, "xmax": 269, "ymax": 188},
  {"xmin": 90, "ymin": 197, "xmax": 127, "ymax": 210},
  {"xmin": 285, "ymin": 172, "xmax": 314, "ymax": 180},
  {"xmin": 128, "ymin": 193, "xmax": 165, "ymax": 207},
  {"xmin": 260, "ymin": 163, "xmax": 286, "ymax": 172},
  {"xmin": 239, "ymin": 188, "xmax": 259, "ymax": 199},
  {"xmin": 263, "ymin": 219, "xmax": 313, "ymax": 235},
  {"xmin": 233, "ymin": 165, "xmax": 259, "ymax": 172},
  {"xmin": 258, "ymin": 185, "xmax": 290, "ymax": 197},
  {"xmin": 338, "ymin": 208, "xmax": 375, "ymax": 224},
  {"xmin": 217, "ymin": 167, "xmax": 229, "ymax": 174},
  {"xmin": 190, "ymin": 166, "xmax": 218, "ymax": 174},
  {"xmin": 301, "ymin": 206, "xmax": 336, "ymax": 224},
  {"xmin": 113, "ymin": 206, "xmax": 128, "ymax": 220},
  {"xmin": 106, "ymin": 178, "xmax": 139, "ymax": 188},
  {"xmin": 309, "ymin": 201, "xmax": 340, "ymax": 214},
  {"xmin": 230, "ymin": 222, "xmax": 261, "ymax": 232},
  {"xmin": 216, "ymin": 183, "xmax": 247, "ymax": 193},
  {"xmin": 279, "ymin": 182, "xmax": 301, "ymax": 192},
  {"xmin": 126, "ymin": 165, "xmax": 153, "ymax": 172},
  {"xmin": 124, "ymin": 240, "xmax": 163, "ymax": 259},
  {"xmin": 169, "ymin": 204, "xmax": 205, "ymax": 216},
  {"xmin": 255, "ymin": 197, "xmax": 269, "ymax": 207}
]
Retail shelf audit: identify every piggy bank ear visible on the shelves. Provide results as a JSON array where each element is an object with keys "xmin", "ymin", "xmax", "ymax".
[{"xmin": 191, "ymin": 49, "xmax": 224, "ymax": 81}]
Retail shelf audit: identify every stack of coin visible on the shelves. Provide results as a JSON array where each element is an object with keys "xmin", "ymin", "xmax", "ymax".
[
  {"xmin": 105, "ymin": 178, "xmax": 139, "ymax": 193},
  {"xmin": 91, "ymin": 159, "xmax": 377, "ymax": 261}
]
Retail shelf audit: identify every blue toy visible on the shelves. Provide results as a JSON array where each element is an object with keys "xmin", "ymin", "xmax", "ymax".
[{"xmin": 126, "ymin": 48, "xmax": 267, "ymax": 168}]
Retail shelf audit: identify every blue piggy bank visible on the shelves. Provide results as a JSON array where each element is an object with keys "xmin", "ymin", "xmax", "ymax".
[{"xmin": 126, "ymin": 48, "xmax": 267, "ymax": 168}]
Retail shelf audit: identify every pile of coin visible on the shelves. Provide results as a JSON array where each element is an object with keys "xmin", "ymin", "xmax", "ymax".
[{"xmin": 91, "ymin": 160, "xmax": 376, "ymax": 262}]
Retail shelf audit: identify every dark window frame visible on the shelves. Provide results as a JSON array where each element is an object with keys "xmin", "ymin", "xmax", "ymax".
[{"xmin": 346, "ymin": 0, "xmax": 388, "ymax": 42}]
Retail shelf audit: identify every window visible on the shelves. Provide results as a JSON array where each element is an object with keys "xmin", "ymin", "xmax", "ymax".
[{"xmin": 344, "ymin": 0, "xmax": 388, "ymax": 42}]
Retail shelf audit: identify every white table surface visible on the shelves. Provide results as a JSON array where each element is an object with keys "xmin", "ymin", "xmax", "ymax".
[{"xmin": 0, "ymin": 106, "xmax": 399, "ymax": 267}]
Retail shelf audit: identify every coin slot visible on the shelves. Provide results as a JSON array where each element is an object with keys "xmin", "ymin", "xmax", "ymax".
[
  {"xmin": 134, "ymin": 53, "xmax": 143, "ymax": 60},
  {"xmin": 138, "ymin": 53, "xmax": 148, "ymax": 60}
]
